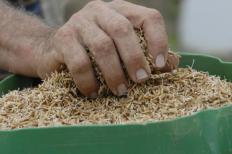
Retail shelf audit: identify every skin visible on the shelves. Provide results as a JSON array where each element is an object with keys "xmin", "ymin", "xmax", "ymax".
[{"xmin": 0, "ymin": 0, "xmax": 168, "ymax": 97}]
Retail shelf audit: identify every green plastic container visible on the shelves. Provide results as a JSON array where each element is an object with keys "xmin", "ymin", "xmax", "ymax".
[{"xmin": 0, "ymin": 53, "xmax": 232, "ymax": 154}]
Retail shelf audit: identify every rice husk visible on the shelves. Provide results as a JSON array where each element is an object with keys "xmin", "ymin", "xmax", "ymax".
[
  {"xmin": 0, "ymin": 29, "xmax": 232, "ymax": 130},
  {"xmin": 1, "ymin": 68, "xmax": 232, "ymax": 130}
]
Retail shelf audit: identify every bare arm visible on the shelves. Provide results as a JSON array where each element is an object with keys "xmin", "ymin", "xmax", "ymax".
[
  {"xmin": 0, "ymin": 0, "xmax": 170, "ymax": 97},
  {"xmin": 0, "ymin": 1, "xmax": 55, "ymax": 76}
]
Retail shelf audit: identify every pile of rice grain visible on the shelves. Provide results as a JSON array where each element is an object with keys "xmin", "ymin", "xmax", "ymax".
[
  {"xmin": 1, "ymin": 68, "xmax": 232, "ymax": 129},
  {"xmin": 0, "ymin": 29, "xmax": 232, "ymax": 129}
]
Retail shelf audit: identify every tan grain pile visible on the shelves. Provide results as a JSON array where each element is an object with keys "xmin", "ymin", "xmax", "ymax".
[
  {"xmin": 0, "ymin": 29, "xmax": 232, "ymax": 130},
  {"xmin": 1, "ymin": 68, "xmax": 232, "ymax": 129}
]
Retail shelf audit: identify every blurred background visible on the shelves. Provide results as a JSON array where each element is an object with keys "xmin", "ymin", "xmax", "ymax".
[
  {"xmin": 1, "ymin": 0, "xmax": 232, "ymax": 80},
  {"xmin": 4, "ymin": 0, "xmax": 232, "ymax": 60},
  {"xmin": 41, "ymin": 0, "xmax": 180, "ymax": 52},
  {"xmin": 40, "ymin": 0, "xmax": 232, "ymax": 61}
]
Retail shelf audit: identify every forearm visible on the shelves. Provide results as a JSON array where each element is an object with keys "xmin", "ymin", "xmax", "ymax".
[
  {"xmin": 0, "ymin": 1, "xmax": 53, "ymax": 77},
  {"xmin": 0, "ymin": 0, "xmax": 178, "ymax": 97}
]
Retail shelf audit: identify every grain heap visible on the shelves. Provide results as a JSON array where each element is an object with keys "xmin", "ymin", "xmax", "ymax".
[
  {"xmin": 1, "ymin": 68, "xmax": 232, "ymax": 129},
  {"xmin": 1, "ymin": 30, "xmax": 232, "ymax": 130}
]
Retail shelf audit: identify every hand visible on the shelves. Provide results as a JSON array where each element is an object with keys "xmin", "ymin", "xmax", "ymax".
[{"xmin": 36, "ymin": 0, "xmax": 168, "ymax": 97}]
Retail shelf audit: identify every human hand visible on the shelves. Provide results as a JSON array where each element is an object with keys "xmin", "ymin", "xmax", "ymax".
[{"xmin": 37, "ymin": 0, "xmax": 170, "ymax": 97}]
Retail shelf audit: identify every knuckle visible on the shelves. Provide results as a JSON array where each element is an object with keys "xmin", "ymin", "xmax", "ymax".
[
  {"xmin": 69, "ymin": 58, "xmax": 91, "ymax": 74},
  {"xmin": 69, "ymin": 13, "xmax": 85, "ymax": 30},
  {"xmin": 126, "ymin": 53, "xmax": 143, "ymax": 66},
  {"xmin": 108, "ymin": 17, "xmax": 132, "ymax": 36},
  {"xmin": 55, "ymin": 27, "xmax": 75, "ymax": 43},
  {"xmin": 70, "ymin": 12, "xmax": 81, "ymax": 21},
  {"xmin": 90, "ymin": 36, "xmax": 114, "ymax": 57},
  {"xmin": 85, "ymin": 0, "xmax": 103, "ymax": 9},
  {"xmin": 146, "ymin": 9, "xmax": 163, "ymax": 21}
]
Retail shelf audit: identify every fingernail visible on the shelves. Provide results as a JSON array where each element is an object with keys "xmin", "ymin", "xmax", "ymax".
[
  {"xmin": 90, "ymin": 92, "xmax": 98, "ymax": 98},
  {"xmin": 136, "ymin": 68, "xmax": 149, "ymax": 81},
  {"xmin": 155, "ymin": 54, "xmax": 165, "ymax": 68},
  {"xmin": 117, "ymin": 84, "xmax": 128, "ymax": 96}
]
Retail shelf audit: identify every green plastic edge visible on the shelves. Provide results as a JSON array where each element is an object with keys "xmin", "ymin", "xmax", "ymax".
[{"xmin": 0, "ymin": 75, "xmax": 36, "ymax": 96}]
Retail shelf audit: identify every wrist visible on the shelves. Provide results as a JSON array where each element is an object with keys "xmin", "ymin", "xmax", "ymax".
[
  {"xmin": 32, "ymin": 27, "xmax": 59, "ymax": 78},
  {"xmin": 9, "ymin": 26, "xmax": 56, "ymax": 77}
]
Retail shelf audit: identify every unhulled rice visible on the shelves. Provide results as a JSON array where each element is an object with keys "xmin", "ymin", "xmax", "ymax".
[
  {"xmin": 0, "ymin": 68, "xmax": 232, "ymax": 130},
  {"xmin": 0, "ymin": 29, "xmax": 232, "ymax": 130}
]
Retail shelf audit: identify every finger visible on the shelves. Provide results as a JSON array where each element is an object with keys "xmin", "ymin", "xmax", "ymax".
[
  {"xmin": 160, "ymin": 51, "xmax": 180, "ymax": 73},
  {"xmin": 143, "ymin": 12, "xmax": 168, "ymax": 69},
  {"xmin": 73, "ymin": 18, "xmax": 128, "ymax": 96},
  {"xmin": 108, "ymin": 0, "xmax": 168, "ymax": 69},
  {"xmin": 55, "ymin": 28, "xmax": 99, "ymax": 98},
  {"xmin": 89, "ymin": 1, "xmax": 151, "ymax": 83}
]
